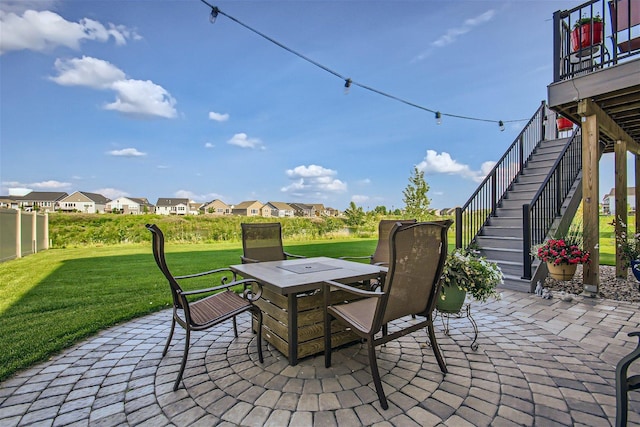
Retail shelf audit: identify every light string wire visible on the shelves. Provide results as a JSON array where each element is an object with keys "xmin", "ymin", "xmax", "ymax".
[{"xmin": 200, "ymin": 1, "xmax": 527, "ymax": 126}]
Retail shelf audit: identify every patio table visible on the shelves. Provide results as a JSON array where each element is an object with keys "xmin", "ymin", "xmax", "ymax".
[{"xmin": 230, "ymin": 256, "xmax": 386, "ymax": 365}]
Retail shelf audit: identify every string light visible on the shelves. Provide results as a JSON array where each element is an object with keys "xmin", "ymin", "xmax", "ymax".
[
  {"xmin": 200, "ymin": 0, "xmax": 527, "ymax": 130},
  {"xmin": 344, "ymin": 78, "xmax": 352, "ymax": 95}
]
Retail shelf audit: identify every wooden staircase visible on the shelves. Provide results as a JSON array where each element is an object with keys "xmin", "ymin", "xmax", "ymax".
[{"xmin": 474, "ymin": 137, "xmax": 581, "ymax": 292}]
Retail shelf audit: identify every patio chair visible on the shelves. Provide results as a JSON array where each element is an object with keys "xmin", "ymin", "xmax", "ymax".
[
  {"xmin": 240, "ymin": 222, "xmax": 305, "ymax": 263},
  {"xmin": 341, "ymin": 219, "xmax": 416, "ymax": 266},
  {"xmin": 323, "ymin": 220, "xmax": 452, "ymax": 410},
  {"xmin": 609, "ymin": 0, "xmax": 640, "ymax": 55},
  {"xmin": 616, "ymin": 331, "xmax": 640, "ymax": 427},
  {"xmin": 147, "ymin": 224, "xmax": 264, "ymax": 391}
]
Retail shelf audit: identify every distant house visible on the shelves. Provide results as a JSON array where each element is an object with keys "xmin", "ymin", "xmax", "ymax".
[
  {"xmin": 16, "ymin": 191, "xmax": 68, "ymax": 212},
  {"xmin": 232, "ymin": 200, "xmax": 263, "ymax": 216},
  {"xmin": 59, "ymin": 191, "xmax": 110, "ymax": 213},
  {"xmin": 310, "ymin": 204, "xmax": 329, "ymax": 217},
  {"xmin": 155, "ymin": 198, "xmax": 190, "ymax": 215},
  {"xmin": 325, "ymin": 207, "xmax": 340, "ymax": 217},
  {"xmin": 188, "ymin": 202, "xmax": 203, "ymax": 215},
  {"xmin": 289, "ymin": 203, "xmax": 315, "ymax": 217},
  {"xmin": 201, "ymin": 199, "xmax": 231, "ymax": 215},
  {"xmin": 263, "ymin": 201, "xmax": 295, "ymax": 217},
  {"xmin": 0, "ymin": 195, "xmax": 20, "ymax": 209},
  {"xmin": 106, "ymin": 197, "xmax": 154, "ymax": 214},
  {"xmin": 602, "ymin": 187, "xmax": 636, "ymax": 215}
]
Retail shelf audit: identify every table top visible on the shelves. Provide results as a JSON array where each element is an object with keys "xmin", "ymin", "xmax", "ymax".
[{"xmin": 230, "ymin": 256, "xmax": 385, "ymax": 295}]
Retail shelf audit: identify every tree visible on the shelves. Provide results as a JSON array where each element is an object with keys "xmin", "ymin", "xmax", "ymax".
[
  {"xmin": 344, "ymin": 201, "xmax": 365, "ymax": 227},
  {"xmin": 402, "ymin": 166, "xmax": 431, "ymax": 220}
]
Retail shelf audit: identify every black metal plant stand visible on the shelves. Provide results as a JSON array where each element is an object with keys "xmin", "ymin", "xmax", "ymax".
[{"xmin": 437, "ymin": 303, "xmax": 479, "ymax": 351}]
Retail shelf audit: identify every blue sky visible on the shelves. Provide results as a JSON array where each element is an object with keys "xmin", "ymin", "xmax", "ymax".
[{"xmin": 0, "ymin": 0, "xmax": 619, "ymax": 210}]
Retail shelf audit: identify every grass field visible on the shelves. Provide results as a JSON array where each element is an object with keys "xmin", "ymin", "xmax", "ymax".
[{"xmin": 0, "ymin": 214, "xmax": 630, "ymax": 382}]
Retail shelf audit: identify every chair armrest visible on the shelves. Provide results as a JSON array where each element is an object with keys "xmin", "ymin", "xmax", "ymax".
[
  {"xmin": 284, "ymin": 252, "xmax": 306, "ymax": 259},
  {"xmin": 323, "ymin": 280, "xmax": 384, "ymax": 298},
  {"xmin": 181, "ymin": 279, "xmax": 263, "ymax": 302},
  {"xmin": 240, "ymin": 256, "xmax": 260, "ymax": 263},
  {"xmin": 372, "ymin": 261, "xmax": 389, "ymax": 267},
  {"xmin": 175, "ymin": 267, "xmax": 237, "ymax": 281},
  {"xmin": 339, "ymin": 255, "xmax": 373, "ymax": 262}
]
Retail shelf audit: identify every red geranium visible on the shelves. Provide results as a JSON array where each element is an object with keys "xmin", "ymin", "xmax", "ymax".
[{"xmin": 536, "ymin": 239, "xmax": 590, "ymax": 265}]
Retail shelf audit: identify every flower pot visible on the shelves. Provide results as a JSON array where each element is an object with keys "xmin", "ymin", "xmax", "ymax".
[
  {"xmin": 630, "ymin": 260, "xmax": 640, "ymax": 282},
  {"xmin": 571, "ymin": 21, "xmax": 603, "ymax": 52},
  {"xmin": 436, "ymin": 283, "xmax": 466, "ymax": 314},
  {"xmin": 547, "ymin": 262, "xmax": 577, "ymax": 281},
  {"xmin": 556, "ymin": 117, "xmax": 574, "ymax": 132}
]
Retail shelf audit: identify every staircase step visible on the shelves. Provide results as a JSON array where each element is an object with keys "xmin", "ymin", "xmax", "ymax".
[
  {"xmin": 479, "ymin": 247, "xmax": 522, "ymax": 263},
  {"xmin": 481, "ymin": 227, "xmax": 523, "ymax": 238},
  {"xmin": 475, "ymin": 235, "xmax": 523, "ymax": 250},
  {"xmin": 489, "ymin": 217, "xmax": 522, "ymax": 227},
  {"xmin": 500, "ymin": 274, "xmax": 533, "ymax": 292}
]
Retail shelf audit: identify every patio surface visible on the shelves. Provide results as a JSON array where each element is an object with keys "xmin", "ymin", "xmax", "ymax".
[{"xmin": 1, "ymin": 289, "xmax": 640, "ymax": 426}]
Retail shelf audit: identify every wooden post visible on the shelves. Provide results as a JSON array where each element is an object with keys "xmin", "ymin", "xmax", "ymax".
[
  {"xmin": 636, "ymin": 156, "xmax": 640, "ymax": 245},
  {"xmin": 581, "ymin": 110, "xmax": 600, "ymax": 296},
  {"xmin": 615, "ymin": 140, "xmax": 628, "ymax": 278}
]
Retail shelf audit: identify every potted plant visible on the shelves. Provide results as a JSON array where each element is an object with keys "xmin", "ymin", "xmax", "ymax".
[
  {"xmin": 571, "ymin": 14, "xmax": 603, "ymax": 52},
  {"xmin": 437, "ymin": 248, "xmax": 503, "ymax": 313},
  {"xmin": 535, "ymin": 239, "xmax": 590, "ymax": 280},
  {"xmin": 556, "ymin": 116, "xmax": 574, "ymax": 132},
  {"xmin": 611, "ymin": 217, "xmax": 640, "ymax": 281}
]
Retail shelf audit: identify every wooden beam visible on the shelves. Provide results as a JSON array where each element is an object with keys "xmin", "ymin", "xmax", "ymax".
[
  {"xmin": 615, "ymin": 140, "xmax": 628, "ymax": 278},
  {"xmin": 582, "ymin": 111, "xmax": 600, "ymax": 295},
  {"xmin": 578, "ymin": 98, "xmax": 640, "ymax": 154}
]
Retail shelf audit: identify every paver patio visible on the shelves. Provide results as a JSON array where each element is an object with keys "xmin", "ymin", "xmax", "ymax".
[{"xmin": 1, "ymin": 289, "xmax": 639, "ymax": 426}]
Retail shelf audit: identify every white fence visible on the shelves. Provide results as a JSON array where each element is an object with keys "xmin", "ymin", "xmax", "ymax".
[{"xmin": 0, "ymin": 209, "xmax": 49, "ymax": 262}]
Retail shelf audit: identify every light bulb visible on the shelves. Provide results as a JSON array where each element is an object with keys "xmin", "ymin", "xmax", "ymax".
[
  {"xmin": 209, "ymin": 7, "xmax": 219, "ymax": 24},
  {"xmin": 435, "ymin": 111, "xmax": 442, "ymax": 125},
  {"xmin": 344, "ymin": 78, "xmax": 352, "ymax": 95},
  {"xmin": 499, "ymin": 120, "xmax": 505, "ymax": 132}
]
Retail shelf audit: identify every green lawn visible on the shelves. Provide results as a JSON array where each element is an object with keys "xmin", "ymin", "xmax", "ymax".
[{"xmin": 0, "ymin": 238, "xmax": 377, "ymax": 382}]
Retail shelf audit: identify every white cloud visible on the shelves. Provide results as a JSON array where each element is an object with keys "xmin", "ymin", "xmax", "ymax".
[
  {"xmin": 204, "ymin": 142, "xmax": 215, "ymax": 148},
  {"xmin": 281, "ymin": 164, "xmax": 347, "ymax": 196},
  {"xmin": 50, "ymin": 56, "xmax": 177, "ymax": 118},
  {"xmin": 417, "ymin": 150, "xmax": 491, "ymax": 183},
  {"xmin": 351, "ymin": 195, "xmax": 369, "ymax": 204},
  {"xmin": 107, "ymin": 148, "xmax": 146, "ymax": 157},
  {"xmin": 227, "ymin": 133, "xmax": 264, "ymax": 149},
  {"xmin": 412, "ymin": 9, "xmax": 495, "ymax": 61},
  {"xmin": 209, "ymin": 111, "xmax": 229, "ymax": 122},
  {"xmin": 0, "ymin": 9, "xmax": 140, "ymax": 54},
  {"xmin": 94, "ymin": 188, "xmax": 128, "ymax": 200},
  {"xmin": 2, "ymin": 179, "xmax": 71, "ymax": 193},
  {"xmin": 175, "ymin": 190, "xmax": 224, "ymax": 202},
  {"xmin": 356, "ymin": 178, "xmax": 371, "ymax": 185}
]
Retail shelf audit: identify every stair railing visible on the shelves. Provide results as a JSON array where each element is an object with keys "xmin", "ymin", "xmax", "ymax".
[
  {"xmin": 455, "ymin": 101, "xmax": 551, "ymax": 249},
  {"xmin": 521, "ymin": 129, "xmax": 583, "ymax": 279}
]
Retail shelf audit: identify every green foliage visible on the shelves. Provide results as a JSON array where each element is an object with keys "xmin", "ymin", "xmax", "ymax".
[
  {"xmin": 343, "ymin": 202, "xmax": 365, "ymax": 227},
  {"xmin": 48, "ymin": 213, "xmax": 348, "ymax": 247},
  {"xmin": 440, "ymin": 248, "xmax": 503, "ymax": 302},
  {"xmin": 402, "ymin": 166, "xmax": 431, "ymax": 220}
]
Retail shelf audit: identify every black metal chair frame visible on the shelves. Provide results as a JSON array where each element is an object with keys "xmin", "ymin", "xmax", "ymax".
[
  {"xmin": 616, "ymin": 331, "xmax": 640, "ymax": 427},
  {"xmin": 147, "ymin": 224, "xmax": 264, "ymax": 391}
]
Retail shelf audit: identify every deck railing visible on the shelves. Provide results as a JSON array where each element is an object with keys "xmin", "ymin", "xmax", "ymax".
[
  {"xmin": 553, "ymin": 0, "xmax": 640, "ymax": 82},
  {"xmin": 455, "ymin": 101, "xmax": 551, "ymax": 249},
  {"xmin": 521, "ymin": 131, "xmax": 583, "ymax": 279}
]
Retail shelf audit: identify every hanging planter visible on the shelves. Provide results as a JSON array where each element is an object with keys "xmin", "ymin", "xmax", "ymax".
[
  {"xmin": 571, "ymin": 19, "xmax": 603, "ymax": 52},
  {"xmin": 547, "ymin": 262, "xmax": 578, "ymax": 281},
  {"xmin": 556, "ymin": 117, "xmax": 574, "ymax": 132}
]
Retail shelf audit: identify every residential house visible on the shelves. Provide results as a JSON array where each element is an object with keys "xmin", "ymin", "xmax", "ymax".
[
  {"xmin": 201, "ymin": 199, "xmax": 231, "ymax": 215},
  {"xmin": 155, "ymin": 198, "xmax": 190, "ymax": 215},
  {"xmin": 325, "ymin": 207, "xmax": 340, "ymax": 217},
  {"xmin": 105, "ymin": 197, "xmax": 154, "ymax": 214},
  {"xmin": 59, "ymin": 191, "xmax": 110, "ymax": 213},
  {"xmin": 310, "ymin": 204, "xmax": 329, "ymax": 217},
  {"xmin": 263, "ymin": 201, "xmax": 295, "ymax": 217},
  {"xmin": 289, "ymin": 203, "xmax": 315, "ymax": 217},
  {"xmin": 188, "ymin": 202, "xmax": 203, "ymax": 215},
  {"xmin": 18, "ymin": 191, "xmax": 68, "ymax": 212},
  {"xmin": 602, "ymin": 187, "xmax": 636, "ymax": 216},
  {"xmin": 232, "ymin": 201, "xmax": 263, "ymax": 216}
]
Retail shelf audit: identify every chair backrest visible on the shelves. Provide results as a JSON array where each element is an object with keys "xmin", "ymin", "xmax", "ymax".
[
  {"xmin": 370, "ymin": 219, "xmax": 417, "ymax": 265},
  {"xmin": 610, "ymin": 0, "xmax": 640, "ymax": 52},
  {"xmin": 376, "ymin": 221, "xmax": 451, "ymax": 328},
  {"xmin": 146, "ymin": 224, "xmax": 184, "ymax": 309},
  {"xmin": 241, "ymin": 222, "xmax": 287, "ymax": 262}
]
